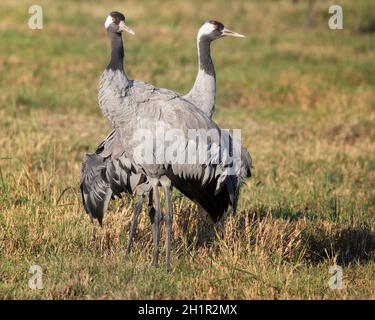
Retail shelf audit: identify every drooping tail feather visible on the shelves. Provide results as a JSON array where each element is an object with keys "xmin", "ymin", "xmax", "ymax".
[
  {"xmin": 80, "ymin": 153, "xmax": 112, "ymax": 226},
  {"xmin": 232, "ymin": 146, "xmax": 252, "ymax": 212}
]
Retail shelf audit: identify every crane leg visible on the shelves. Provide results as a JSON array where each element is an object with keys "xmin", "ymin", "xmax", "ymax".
[
  {"xmin": 148, "ymin": 190, "xmax": 158, "ymax": 266},
  {"xmin": 124, "ymin": 195, "xmax": 145, "ymax": 258},
  {"xmin": 164, "ymin": 185, "xmax": 173, "ymax": 271},
  {"xmin": 151, "ymin": 185, "xmax": 161, "ymax": 267},
  {"xmin": 149, "ymin": 188, "xmax": 164, "ymax": 232},
  {"xmin": 148, "ymin": 189, "xmax": 156, "ymax": 223},
  {"xmin": 148, "ymin": 190, "xmax": 163, "ymax": 232}
]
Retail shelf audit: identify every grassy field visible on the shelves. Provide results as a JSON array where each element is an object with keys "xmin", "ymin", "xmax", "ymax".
[{"xmin": 0, "ymin": 0, "xmax": 374, "ymax": 299}]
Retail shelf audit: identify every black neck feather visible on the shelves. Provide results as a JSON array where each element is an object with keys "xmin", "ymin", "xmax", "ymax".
[
  {"xmin": 198, "ymin": 37, "xmax": 215, "ymax": 77},
  {"xmin": 107, "ymin": 31, "xmax": 124, "ymax": 71}
]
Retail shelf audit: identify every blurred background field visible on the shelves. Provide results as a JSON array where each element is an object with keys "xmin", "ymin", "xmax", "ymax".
[{"xmin": 0, "ymin": 0, "xmax": 374, "ymax": 299}]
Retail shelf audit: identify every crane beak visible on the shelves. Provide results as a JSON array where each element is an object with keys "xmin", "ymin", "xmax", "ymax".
[
  {"xmin": 119, "ymin": 21, "xmax": 135, "ymax": 35},
  {"xmin": 221, "ymin": 28, "xmax": 245, "ymax": 38}
]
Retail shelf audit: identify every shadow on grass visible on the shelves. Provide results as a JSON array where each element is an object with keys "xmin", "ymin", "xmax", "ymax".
[
  {"xmin": 176, "ymin": 206, "xmax": 375, "ymax": 266},
  {"xmin": 245, "ymin": 206, "xmax": 374, "ymax": 265},
  {"xmin": 303, "ymin": 226, "xmax": 375, "ymax": 265}
]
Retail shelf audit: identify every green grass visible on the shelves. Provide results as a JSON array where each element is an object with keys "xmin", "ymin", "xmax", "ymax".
[{"xmin": 0, "ymin": 0, "xmax": 374, "ymax": 299}]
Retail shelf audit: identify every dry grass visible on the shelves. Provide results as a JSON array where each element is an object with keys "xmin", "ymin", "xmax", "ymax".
[{"xmin": 0, "ymin": 0, "xmax": 374, "ymax": 299}]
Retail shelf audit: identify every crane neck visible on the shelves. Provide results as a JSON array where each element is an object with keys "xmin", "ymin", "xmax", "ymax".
[
  {"xmin": 183, "ymin": 35, "xmax": 216, "ymax": 118},
  {"xmin": 198, "ymin": 36, "xmax": 215, "ymax": 77},
  {"xmin": 107, "ymin": 30, "xmax": 127, "ymax": 77},
  {"xmin": 99, "ymin": 29, "xmax": 133, "ymax": 128}
]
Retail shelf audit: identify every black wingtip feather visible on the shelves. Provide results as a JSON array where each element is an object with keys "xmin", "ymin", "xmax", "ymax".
[{"xmin": 166, "ymin": 169, "xmax": 232, "ymax": 222}]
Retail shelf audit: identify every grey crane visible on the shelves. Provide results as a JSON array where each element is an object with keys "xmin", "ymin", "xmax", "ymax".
[{"xmin": 80, "ymin": 12, "xmax": 251, "ymax": 269}]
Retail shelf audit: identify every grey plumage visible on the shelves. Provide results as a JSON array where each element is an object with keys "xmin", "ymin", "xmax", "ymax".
[{"xmin": 97, "ymin": 66, "xmax": 232, "ymax": 198}]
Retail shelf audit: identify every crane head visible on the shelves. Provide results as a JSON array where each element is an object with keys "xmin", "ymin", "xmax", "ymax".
[
  {"xmin": 198, "ymin": 20, "xmax": 245, "ymax": 41},
  {"xmin": 104, "ymin": 11, "xmax": 135, "ymax": 35}
]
